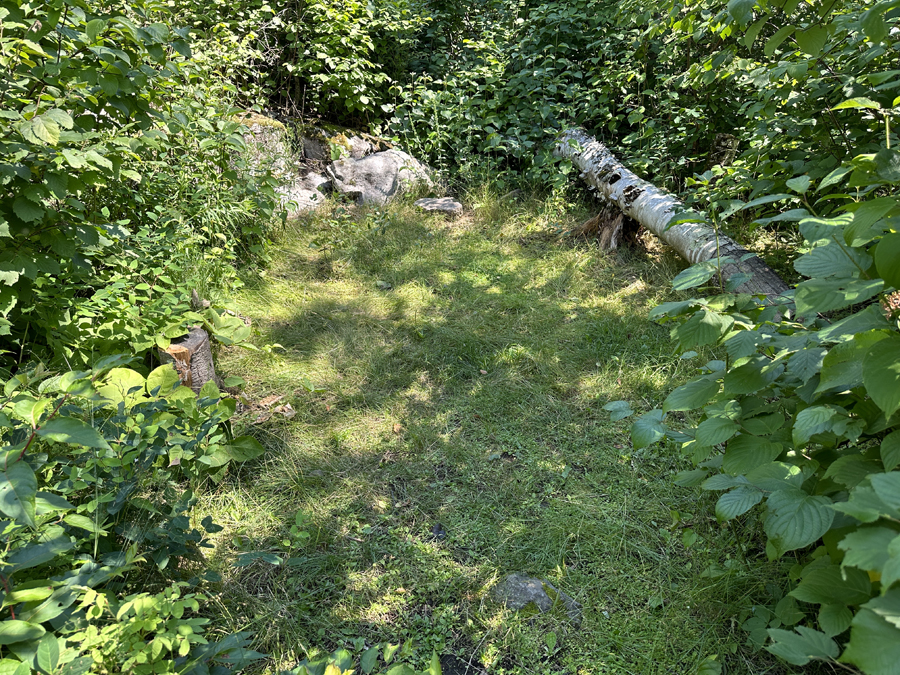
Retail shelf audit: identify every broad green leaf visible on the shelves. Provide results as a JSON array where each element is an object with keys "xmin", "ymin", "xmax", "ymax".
[
  {"xmin": 863, "ymin": 336, "xmax": 900, "ymax": 417},
  {"xmin": 794, "ymin": 278, "xmax": 883, "ymax": 317},
  {"xmin": 41, "ymin": 109, "xmax": 73, "ymax": 130},
  {"xmin": 793, "ymin": 405, "xmax": 838, "ymax": 445},
  {"xmin": 632, "ymin": 409, "xmax": 666, "ymax": 449},
  {"xmin": 822, "ymin": 455, "xmax": 880, "ymax": 488},
  {"xmin": 840, "ymin": 608, "xmax": 900, "ymax": 674},
  {"xmin": 86, "ymin": 18, "xmax": 106, "ymax": 43},
  {"xmin": 12, "ymin": 197, "xmax": 42, "ymax": 223},
  {"xmin": 863, "ymin": 590, "xmax": 900, "ymax": 629},
  {"xmin": 744, "ymin": 17, "xmax": 767, "ymax": 47},
  {"xmin": 0, "ymin": 620, "xmax": 45, "ymax": 645},
  {"xmin": 675, "ymin": 468, "xmax": 709, "ymax": 487},
  {"xmin": 818, "ymin": 604, "xmax": 852, "ymax": 637},
  {"xmin": 664, "ymin": 378, "xmax": 719, "ymax": 412},
  {"xmin": 881, "ymin": 430, "xmax": 900, "ymax": 471},
  {"xmin": 34, "ymin": 634, "xmax": 59, "ymax": 674},
  {"xmin": 832, "ymin": 484, "xmax": 900, "ymax": 523},
  {"xmin": 671, "ymin": 263, "xmax": 717, "ymax": 291},
  {"xmin": 787, "ymin": 347, "xmax": 825, "ymax": 381},
  {"xmin": 832, "ymin": 97, "xmax": 882, "ymax": 111},
  {"xmin": 794, "ymin": 240, "xmax": 872, "ymax": 279},
  {"xmin": 723, "ymin": 356, "xmax": 782, "ymax": 395},
  {"xmin": 764, "ymin": 25, "xmax": 795, "ymax": 57},
  {"xmin": 37, "ymin": 417, "xmax": 110, "ymax": 450},
  {"xmin": 774, "ymin": 596, "xmax": 804, "ymax": 626},
  {"xmin": 715, "ymin": 485, "xmax": 763, "ymax": 520},
  {"xmin": 20, "ymin": 116, "xmax": 60, "ymax": 145},
  {"xmin": 874, "ymin": 147, "xmax": 900, "ymax": 183},
  {"xmin": 361, "ymin": 647, "xmax": 379, "ymax": 674},
  {"xmin": 672, "ymin": 310, "xmax": 734, "ymax": 350},
  {"xmin": 816, "ymin": 332, "xmax": 888, "ymax": 394},
  {"xmin": 1, "ymin": 586, "xmax": 53, "ymax": 608},
  {"xmin": 702, "ymin": 474, "xmax": 748, "ymax": 491},
  {"xmin": 97, "ymin": 368, "xmax": 145, "ymax": 405},
  {"xmin": 818, "ymin": 166, "xmax": 852, "ymax": 191},
  {"xmin": 603, "ymin": 400, "xmax": 633, "ymax": 421},
  {"xmin": 875, "ymin": 232, "xmax": 900, "ymax": 288},
  {"xmin": 795, "ymin": 26, "xmax": 827, "ymax": 57},
  {"xmin": 765, "ymin": 488, "xmax": 834, "ymax": 556},
  {"xmin": 723, "ymin": 434, "xmax": 783, "ymax": 474},
  {"xmin": 0, "ymin": 461, "xmax": 37, "ymax": 527},
  {"xmin": 727, "ymin": 0, "xmax": 755, "ymax": 25},
  {"xmin": 146, "ymin": 365, "xmax": 182, "ymax": 397},
  {"xmin": 860, "ymin": 5, "xmax": 889, "ymax": 43},
  {"xmin": 6, "ymin": 528, "xmax": 73, "ymax": 573},
  {"xmin": 742, "ymin": 412, "xmax": 785, "ymax": 436},
  {"xmin": 785, "ymin": 175, "xmax": 811, "ymax": 194},
  {"xmin": 838, "ymin": 526, "xmax": 896, "ymax": 572},
  {"xmin": 871, "ymin": 472, "xmax": 900, "ymax": 512},
  {"xmin": 818, "ymin": 305, "xmax": 890, "ymax": 343},
  {"xmin": 844, "ymin": 197, "xmax": 897, "ymax": 247},
  {"xmin": 722, "ymin": 330, "xmax": 760, "ymax": 359},
  {"xmin": 225, "ymin": 436, "xmax": 265, "ymax": 462},
  {"xmin": 746, "ymin": 462, "xmax": 803, "ymax": 491},
  {"xmin": 696, "ymin": 417, "xmax": 739, "ymax": 446},
  {"xmin": 765, "ymin": 626, "xmax": 838, "ymax": 666},
  {"xmin": 790, "ymin": 565, "xmax": 871, "ymax": 605}
]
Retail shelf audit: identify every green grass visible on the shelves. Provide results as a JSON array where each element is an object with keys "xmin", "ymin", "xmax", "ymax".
[{"xmin": 203, "ymin": 191, "xmax": 795, "ymax": 674}]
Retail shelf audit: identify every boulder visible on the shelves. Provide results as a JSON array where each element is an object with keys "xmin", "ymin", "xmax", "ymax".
[
  {"xmin": 415, "ymin": 197, "xmax": 463, "ymax": 217},
  {"xmin": 278, "ymin": 171, "xmax": 330, "ymax": 215},
  {"xmin": 327, "ymin": 150, "xmax": 432, "ymax": 205},
  {"xmin": 491, "ymin": 573, "xmax": 582, "ymax": 626}
]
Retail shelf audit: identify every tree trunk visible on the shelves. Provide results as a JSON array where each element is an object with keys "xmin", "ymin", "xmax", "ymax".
[
  {"xmin": 554, "ymin": 128, "xmax": 789, "ymax": 297},
  {"xmin": 158, "ymin": 326, "xmax": 222, "ymax": 394}
]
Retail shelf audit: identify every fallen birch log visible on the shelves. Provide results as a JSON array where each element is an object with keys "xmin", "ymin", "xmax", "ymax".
[{"xmin": 554, "ymin": 128, "xmax": 789, "ymax": 297}]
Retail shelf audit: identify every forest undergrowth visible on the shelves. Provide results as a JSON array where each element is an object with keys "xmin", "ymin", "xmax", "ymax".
[{"xmin": 207, "ymin": 193, "xmax": 802, "ymax": 674}]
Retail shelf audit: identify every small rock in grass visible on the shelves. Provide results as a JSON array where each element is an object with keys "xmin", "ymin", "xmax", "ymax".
[
  {"xmin": 414, "ymin": 197, "xmax": 463, "ymax": 217},
  {"xmin": 491, "ymin": 573, "xmax": 582, "ymax": 627}
]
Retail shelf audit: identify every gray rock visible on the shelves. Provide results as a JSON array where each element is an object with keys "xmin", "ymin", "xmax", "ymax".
[
  {"xmin": 347, "ymin": 135, "xmax": 375, "ymax": 159},
  {"xmin": 302, "ymin": 136, "xmax": 329, "ymax": 161},
  {"xmin": 327, "ymin": 150, "xmax": 432, "ymax": 205},
  {"xmin": 491, "ymin": 573, "xmax": 582, "ymax": 626},
  {"xmin": 278, "ymin": 171, "xmax": 330, "ymax": 215},
  {"xmin": 415, "ymin": 197, "xmax": 463, "ymax": 216}
]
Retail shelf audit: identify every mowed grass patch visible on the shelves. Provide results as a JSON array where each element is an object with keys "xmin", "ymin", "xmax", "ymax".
[{"xmin": 205, "ymin": 192, "xmax": 788, "ymax": 674}]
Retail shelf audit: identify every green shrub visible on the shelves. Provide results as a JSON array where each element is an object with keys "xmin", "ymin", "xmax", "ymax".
[
  {"xmin": 609, "ymin": 110, "xmax": 900, "ymax": 672},
  {"xmin": 0, "ymin": 360, "xmax": 266, "ymax": 673}
]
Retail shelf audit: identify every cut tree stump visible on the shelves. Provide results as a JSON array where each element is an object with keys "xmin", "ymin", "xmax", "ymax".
[
  {"xmin": 554, "ymin": 128, "xmax": 789, "ymax": 297},
  {"xmin": 158, "ymin": 326, "xmax": 222, "ymax": 394}
]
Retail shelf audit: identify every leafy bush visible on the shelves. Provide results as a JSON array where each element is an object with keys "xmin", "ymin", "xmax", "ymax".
[
  {"xmin": 609, "ymin": 114, "xmax": 900, "ymax": 671},
  {"xmin": 0, "ymin": 0, "xmax": 280, "ymax": 367},
  {"xmin": 0, "ymin": 359, "xmax": 266, "ymax": 673}
]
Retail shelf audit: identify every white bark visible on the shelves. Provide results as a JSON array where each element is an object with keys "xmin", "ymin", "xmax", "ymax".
[{"xmin": 554, "ymin": 128, "xmax": 789, "ymax": 296}]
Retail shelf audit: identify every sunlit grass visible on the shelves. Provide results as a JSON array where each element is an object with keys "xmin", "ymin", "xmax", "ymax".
[{"xmin": 202, "ymin": 190, "xmax": 792, "ymax": 674}]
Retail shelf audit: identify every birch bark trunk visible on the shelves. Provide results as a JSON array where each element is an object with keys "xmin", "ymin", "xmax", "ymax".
[{"xmin": 554, "ymin": 128, "xmax": 789, "ymax": 297}]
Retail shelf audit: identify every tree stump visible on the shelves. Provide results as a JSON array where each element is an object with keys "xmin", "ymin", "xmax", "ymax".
[{"xmin": 158, "ymin": 326, "xmax": 222, "ymax": 394}]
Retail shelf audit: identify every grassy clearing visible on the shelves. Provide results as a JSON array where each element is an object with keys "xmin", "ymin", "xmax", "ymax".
[{"xmin": 203, "ymin": 191, "xmax": 792, "ymax": 674}]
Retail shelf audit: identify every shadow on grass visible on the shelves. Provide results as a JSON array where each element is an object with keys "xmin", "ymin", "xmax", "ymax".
[{"xmin": 212, "ymin": 204, "xmax": 785, "ymax": 674}]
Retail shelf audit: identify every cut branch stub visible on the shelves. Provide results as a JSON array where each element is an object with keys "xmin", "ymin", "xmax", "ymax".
[
  {"xmin": 159, "ymin": 326, "xmax": 222, "ymax": 394},
  {"xmin": 555, "ymin": 128, "xmax": 789, "ymax": 297}
]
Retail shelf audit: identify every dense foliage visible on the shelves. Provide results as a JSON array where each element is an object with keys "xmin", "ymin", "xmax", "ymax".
[
  {"xmin": 603, "ymin": 2, "xmax": 900, "ymax": 671},
  {"xmin": 2, "ymin": 0, "xmax": 899, "ymax": 670}
]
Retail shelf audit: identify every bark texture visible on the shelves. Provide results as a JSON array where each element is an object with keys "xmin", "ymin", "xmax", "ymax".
[
  {"xmin": 158, "ymin": 326, "xmax": 221, "ymax": 394},
  {"xmin": 555, "ymin": 128, "xmax": 789, "ymax": 296}
]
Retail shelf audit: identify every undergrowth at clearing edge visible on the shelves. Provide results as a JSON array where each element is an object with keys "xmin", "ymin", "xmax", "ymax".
[{"xmin": 207, "ymin": 193, "xmax": 800, "ymax": 674}]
